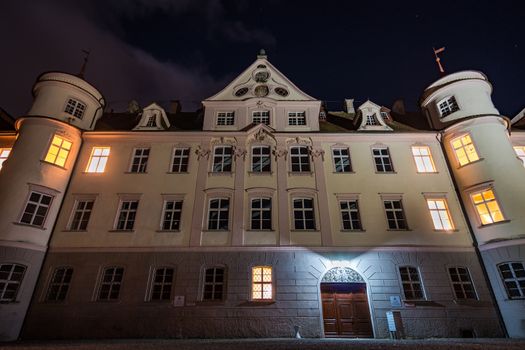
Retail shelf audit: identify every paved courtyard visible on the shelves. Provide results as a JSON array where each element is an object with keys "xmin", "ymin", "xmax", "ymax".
[{"xmin": 2, "ymin": 338, "xmax": 525, "ymax": 350}]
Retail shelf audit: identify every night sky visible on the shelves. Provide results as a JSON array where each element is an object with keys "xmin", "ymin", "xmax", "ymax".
[{"xmin": 1, "ymin": 0, "xmax": 523, "ymax": 117}]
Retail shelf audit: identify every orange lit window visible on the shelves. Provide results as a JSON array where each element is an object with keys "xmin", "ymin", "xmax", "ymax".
[
  {"xmin": 514, "ymin": 146, "xmax": 525, "ymax": 167},
  {"xmin": 86, "ymin": 147, "xmax": 110, "ymax": 173},
  {"xmin": 471, "ymin": 189, "xmax": 504, "ymax": 225},
  {"xmin": 252, "ymin": 266, "xmax": 272, "ymax": 300},
  {"xmin": 427, "ymin": 199, "xmax": 454, "ymax": 230},
  {"xmin": 0, "ymin": 148, "xmax": 11, "ymax": 170},
  {"xmin": 412, "ymin": 146, "xmax": 436, "ymax": 172},
  {"xmin": 451, "ymin": 134, "xmax": 479, "ymax": 166},
  {"xmin": 44, "ymin": 135, "xmax": 72, "ymax": 167}
]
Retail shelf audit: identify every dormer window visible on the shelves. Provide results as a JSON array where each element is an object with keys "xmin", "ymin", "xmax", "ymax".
[
  {"xmin": 145, "ymin": 115, "xmax": 157, "ymax": 127},
  {"xmin": 380, "ymin": 112, "xmax": 389, "ymax": 121},
  {"xmin": 288, "ymin": 112, "xmax": 306, "ymax": 126},
  {"xmin": 64, "ymin": 98, "xmax": 86, "ymax": 119},
  {"xmin": 365, "ymin": 115, "xmax": 378, "ymax": 125},
  {"xmin": 252, "ymin": 111, "xmax": 270, "ymax": 125},
  {"xmin": 217, "ymin": 112, "xmax": 235, "ymax": 126},
  {"xmin": 437, "ymin": 96, "xmax": 459, "ymax": 117}
]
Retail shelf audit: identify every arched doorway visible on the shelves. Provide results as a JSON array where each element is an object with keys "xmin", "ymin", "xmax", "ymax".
[{"xmin": 320, "ymin": 267, "xmax": 373, "ymax": 338}]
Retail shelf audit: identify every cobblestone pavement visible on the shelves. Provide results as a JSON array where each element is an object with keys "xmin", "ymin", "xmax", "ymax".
[{"xmin": 2, "ymin": 338, "xmax": 525, "ymax": 350}]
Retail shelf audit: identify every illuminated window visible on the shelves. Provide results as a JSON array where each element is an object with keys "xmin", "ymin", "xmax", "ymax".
[
  {"xmin": 251, "ymin": 146, "xmax": 271, "ymax": 172},
  {"xmin": 427, "ymin": 199, "xmax": 454, "ymax": 230},
  {"xmin": 412, "ymin": 146, "xmax": 436, "ymax": 172},
  {"xmin": 115, "ymin": 200, "xmax": 139, "ymax": 230},
  {"xmin": 150, "ymin": 267, "xmax": 173, "ymax": 301},
  {"xmin": 372, "ymin": 147, "xmax": 393, "ymax": 172},
  {"xmin": 365, "ymin": 114, "xmax": 378, "ymax": 125},
  {"xmin": 293, "ymin": 198, "xmax": 315, "ymax": 230},
  {"xmin": 0, "ymin": 148, "xmax": 11, "ymax": 170},
  {"xmin": 437, "ymin": 96, "xmax": 459, "ymax": 117},
  {"xmin": 64, "ymin": 98, "xmax": 86, "ymax": 119},
  {"xmin": 451, "ymin": 134, "xmax": 479, "ymax": 166},
  {"xmin": 0, "ymin": 263, "xmax": 26, "ymax": 303},
  {"xmin": 340, "ymin": 200, "xmax": 362, "ymax": 230},
  {"xmin": 161, "ymin": 200, "xmax": 182, "ymax": 231},
  {"xmin": 514, "ymin": 146, "xmax": 525, "ymax": 166},
  {"xmin": 86, "ymin": 147, "xmax": 110, "ymax": 173},
  {"xmin": 288, "ymin": 112, "xmax": 306, "ymax": 126},
  {"xmin": 212, "ymin": 146, "xmax": 232, "ymax": 172},
  {"xmin": 290, "ymin": 146, "xmax": 310, "ymax": 172},
  {"xmin": 252, "ymin": 111, "xmax": 270, "ymax": 125},
  {"xmin": 332, "ymin": 148, "xmax": 352, "ymax": 172},
  {"xmin": 252, "ymin": 266, "xmax": 272, "ymax": 300},
  {"xmin": 20, "ymin": 191, "xmax": 53, "ymax": 227},
  {"xmin": 203, "ymin": 267, "xmax": 225, "ymax": 301},
  {"xmin": 208, "ymin": 198, "xmax": 229, "ymax": 230},
  {"xmin": 448, "ymin": 267, "xmax": 477, "ymax": 300},
  {"xmin": 98, "ymin": 267, "xmax": 123, "ymax": 301},
  {"xmin": 45, "ymin": 267, "xmax": 73, "ymax": 302},
  {"xmin": 399, "ymin": 266, "xmax": 424, "ymax": 300},
  {"xmin": 69, "ymin": 200, "xmax": 94, "ymax": 231},
  {"xmin": 217, "ymin": 112, "xmax": 235, "ymax": 126},
  {"xmin": 250, "ymin": 198, "xmax": 272, "ymax": 230},
  {"xmin": 470, "ymin": 189, "xmax": 504, "ymax": 225},
  {"xmin": 130, "ymin": 148, "xmax": 150, "ymax": 173},
  {"xmin": 384, "ymin": 200, "xmax": 407, "ymax": 229},
  {"xmin": 171, "ymin": 148, "xmax": 190, "ymax": 172},
  {"xmin": 498, "ymin": 262, "xmax": 525, "ymax": 299},
  {"xmin": 44, "ymin": 135, "xmax": 72, "ymax": 167}
]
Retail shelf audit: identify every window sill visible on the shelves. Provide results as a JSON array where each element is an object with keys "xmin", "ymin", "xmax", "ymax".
[
  {"xmin": 40, "ymin": 160, "xmax": 68, "ymax": 171},
  {"xmin": 201, "ymin": 229, "xmax": 231, "ymax": 233},
  {"xmin": 457, "ymin": 158, "xmax": 484, "ymax": 169},
  {"xmin": 290, "ymin": 229, "xmax": 319, "ymax": 233},
  {"xmin": 246, "ymin": 229, "xmax": 275, "ymax": 233},
  {"xmin": 12, "ymin": 222, "xmax": 46, "ymax": 230},
  {"xmin": 108, "ymin": 229, "xmax": 135, "ymax": 233},
  {"xmin": 156, "ymin": 230, "xmax": 181, "ymax": 233},
  {"xmin": 403, "ymin": 300, "xmax": 444, "ymax": 308},
  {"xmin": 239, "ymin": 300, "xmax": 275, "ymax": 306},
  {"xmin": 386, "ymin": 228, "xmax": 411, "ymax": 231},
  {"xmin": 433, "ymin": 229, "xmax": 459, "ymax": 233},
  {"xmin": 288, "ymin": 171, "xmax": 313, "ymax": 176},
  {"xmin": 208, "ymin": 172, "xmax": 233, "ymax": 177},
  {"xmin": 124, "ymin": 171, "xmax": 148, "ymax": 174},
  {"xmin": 248, "ymin": 171, "xmax": 273, "ymax": 176},
  {"xmin": 332, "ymin": 171, "xmax": 355, "ymax": 174},
  {"xmin": 416, "ymin": 171, "xmax": 439, "ymax": 174},
  {"xmin": 61, "ymin": 229, "xmax": 87, "ymax": 233},
  {"xmin": 375, "ymin": 171, "xmax": 397, "ymax": 174},
  {"xmin": 166, "ymin": 171, "xmax": 189, "ymax": 174},
  {"xmin": 340, "ymin": 229, "xmax": 366, "ymax": 233},
  {"xmin": 478, "ymin": 219, "xmax": 510, "ymax": 228}
]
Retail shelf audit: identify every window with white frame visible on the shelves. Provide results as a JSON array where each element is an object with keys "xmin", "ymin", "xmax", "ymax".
[
  {"xmin": 372, "ymin": 147, "xmax": 393, "ymax": 172},
  {"xmin": 115, "ymin": 200, "xmax": 139, "ymax": 230},
  {"xmin": 0, "ymin": 148, "xmax": 11, "ymax": 170},
  {"xmin": 161, "ymin": 200, "xmax": 182, "ymax": 231},
  {"xmin": 332, "ymin": 147, "xmax": 352, "ymax": 172},
  {"xmin": 98, "ymin": 267, "xmax": 124, "ymax": 301},
  {"xmin": 251, "ymin": 146, "xmax": 271, "ymax": 172},
  {"xmin": 86, "ymin": 147, "xmax": 110, "ymax": 173},
  {"xmin": 146, "ymin": 115, "xmax": 157, "ymax": 127},
  {"xmin": 250, "ymin": 198, "xmax": 272, "ymax": 230},
  {"xmin": 290, "ymin": 146, "xmax": 310, "ymax": 172},
  {"xmin": 130, "ymin": 148, "xmax": 150, "ymax": 173},
  {"xmin": 64, "ymin": 98, "xmax": 86, "ymax": 119},
  {"xmin": 203, "ymin": 267, "xmax": 225, "ymax": 301},
  {"xmin": 20, "ymin": 191, "xmax": 53, "ymax": 227},
  {"xmin": 293, "ymin": 198, "xmax": 316, "ymax": 230},
  {"xmin": 288, "ymin": 111, "xmax": 306, "ymax": 126},
  {"xmin": 150, "ymin": 267, "xmax": 174, "ymax": 301},
  {"xmin": 212, "ymin": 146, "xmax": 232, "ymax": 172},
  {"xmin": 399, "ymin": 266, "xmax": 424, "ymax": 300},
  {"xmin": 383, "ymin": 199, "xmax": 407, "ymax": 230},
  {"xmin": 45, "ymin": 267, "xmax": 73, "ymax": 302},
  {"xmin": 448, "ymin": 267, "xmax": 477, "ymax": 300},
  {"xmin": 69, "ymin": 199, "xmax": 94, "ymax": 231},
  {"xmin": 365, "ymin": 114, "xmax": 378, "ymax": 125},
  {"xmin": 498, "ymin": 262, "xmax": 525, "ymax": 299},
  {"xmin": 427, "ymin": 198, "xmax": 454, "ymax": 230},
  {"xmin": 470, "ymin": 188, "xmax": 504, "ymax": 225},
  {"xmin": 44, "ymin": 134, "xmax": 72, "ymax": 167},
  {"xmin": 451, "ymin": 134, "xmax": 479, "ymax": 166},
  {"xmin": 252, "ymin": 266, "xmax": 272, "ymax": 300},
  {"xmin": 0, "ymin": 263, "xmax": 26, "ymax": 303},
  {"xmin": 252, "ymin": 111, "xmax": 270, "ymax": 125},
  {"xmin": 217, "ymin": 112, "xmax": 235, "ymax": 126},
  {"xmin": 340, "ymin": 200, "xmax": 362, "ymax": 230},
  {"xmin": 412, "ymin": 146, "xmax": 436, "ymax": 172},
  {"xmin": 513, "ymin": 146, "xmax": 525, "ymax": 166},
  {"xmin": 437, "ymin": 96, "xmax": 459, "ymax": 117},
  {"xmin": 207, "ymin": 198, "xmax": 230, "ymax": 230},
  {"xmin": 171, "ymin": 148, "xmax": 190, "ymax": 172}
]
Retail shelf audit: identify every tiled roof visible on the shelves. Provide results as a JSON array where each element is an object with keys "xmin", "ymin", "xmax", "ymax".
[
  {"xmin": 94, "ymin": 110, "xmax": 203, "ymax": 131},
  {"xmin": 0, "ymin": 108, "xmax": 15, "ymax": 131}
]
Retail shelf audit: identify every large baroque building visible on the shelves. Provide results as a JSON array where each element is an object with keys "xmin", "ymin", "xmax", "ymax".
[{"xmin": 1, "ymin": 52, "xmax": 524, "ymax": 341}]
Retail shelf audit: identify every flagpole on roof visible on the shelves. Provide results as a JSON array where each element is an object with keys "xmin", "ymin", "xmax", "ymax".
[{"xmin": 433, "ymin": 47, "xmax": 446, "ymax": 75}]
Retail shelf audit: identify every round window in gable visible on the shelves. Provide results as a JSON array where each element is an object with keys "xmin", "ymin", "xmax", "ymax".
[
  {"xmin": 254, "ymin": 70, "xmax": 270, "ymax": 83},
  {"xmin": 257, "ymin": 64, "xmax": 267, "ymax": 69},
  {"xmin": 274, "ymin": 87, "xmax": 289, "ymax": 97},
  {"xmin": 234, "ymin": 87, "xmax": 249, "ymax": 97},
  {"xmin": 254, "ymin": 85, "xmax": 269, "ymax": 97}
]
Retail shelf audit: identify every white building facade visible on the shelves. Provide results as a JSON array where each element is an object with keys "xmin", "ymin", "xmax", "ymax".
[{"xmin": 0, "ymin": 54, "xmax": 523, "ymax": 340}]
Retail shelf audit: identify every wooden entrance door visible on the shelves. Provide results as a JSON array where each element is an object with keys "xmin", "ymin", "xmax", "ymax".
[{"xmin": 321, "ymin": 283, "xmax": 373, "ymax": 338}]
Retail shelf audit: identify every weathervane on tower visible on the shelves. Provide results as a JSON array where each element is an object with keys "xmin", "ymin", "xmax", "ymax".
[{"xmin": 433, "ymin": 47, "xmax": 446, "ymax": 74}]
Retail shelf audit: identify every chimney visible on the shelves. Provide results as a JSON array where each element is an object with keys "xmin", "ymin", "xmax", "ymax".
[
  {"xmin": 170, "ymin": 100, "xmax": 182, "ymax": 114},
  {"xmin": 344, "ymin": 99, "xmax": 355, "ymax": 114}
]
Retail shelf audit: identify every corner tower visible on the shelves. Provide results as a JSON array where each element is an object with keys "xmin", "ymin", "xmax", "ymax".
[
  {"xmin": 421, "ymin": 71, "xmax": 525, "ymax": 338},
  {"xmin": 0, "ymin": 72, "xmax": 104, "ymax": 340}
]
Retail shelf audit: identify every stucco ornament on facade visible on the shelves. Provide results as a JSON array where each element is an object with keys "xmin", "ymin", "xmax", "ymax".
[
  {"xmin": 322, "ymin": 267, "xmax": 365, "ymax": 283},
  {"xmin": 310, "ymin": 148, "xmax": 325, "ymax": 161},
  {"xmin": 195, "ymin": 146, "xmax": 210, "ymax": 160},
  {"xmin": 272, "ymin": 147, "xmax": 288, "ymax": 161}
]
